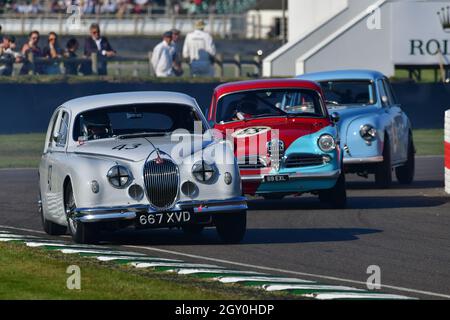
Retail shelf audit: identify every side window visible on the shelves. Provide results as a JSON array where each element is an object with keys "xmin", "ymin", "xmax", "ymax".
[
  {"xmin": 377, "ymin": 79, "xmax": 390, "ymax": 107},
  {"xmin": 55, "ymin": 111, "xmax": 69, "ymax": 147},
  {"xmin": 47, "ymin": 110, "xmax": 60, "ymax": 149},
  {"xmin": 385, "ymin": 79, "xmax": 398, "ymax": 105}
]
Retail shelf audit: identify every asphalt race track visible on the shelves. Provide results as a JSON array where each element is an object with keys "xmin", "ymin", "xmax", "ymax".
[{"xmin": 1, "ymin": 156, "xmax": 449, "ymax": 299}]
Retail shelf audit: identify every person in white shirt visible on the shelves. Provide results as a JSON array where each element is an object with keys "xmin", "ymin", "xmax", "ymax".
[
  {"xmin": 151, "ymin": 31, "xmax": 174, "ymax": 78},
  {"xmin": 182, "ymin": 20, "xmax": 217, "ymax": 77}
]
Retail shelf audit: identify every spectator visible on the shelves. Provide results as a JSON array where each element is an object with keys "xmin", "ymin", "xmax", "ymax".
[
  {"xmin": 20, "ymin": 30, "xmax": 43, "ymax": 74},
  {"xmin": 81, "ymin": 23, "xmax": 116, "ymax": 75},
  {"xmin": 170, "ymin": 28, "xmax": 183, "ymax": 76},
  {"xmin": 151, "ymin": 31, "xmax": 174, "ymax": 78},
  {"xmin": 42, "ymin": 32, "xmax": 63, "ymax": 74},
  {"xmin": 0, "ymin": 35, "xmax": 22, "ymax": 76},
  {"xmin": 64, "ymin": 38, "xmax": 80, "ymax": 75},
  {"xmin": 182, "ymin": 19, "xmax": 216, "ymax": 77}
]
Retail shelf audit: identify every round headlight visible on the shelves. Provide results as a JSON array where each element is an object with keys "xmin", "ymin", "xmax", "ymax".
[
  {"xmin": 107, "ymin": 165, "xmax": 132, "ymax": 189},
  {"xmin": 318, "ymin": 134, "xmax": 336, "ymax": 152},
  {"xmin": 360, "ymin": 125, "xmax": 377, "ymax": 141},
  {"xmin": 192, "ymin": 161, "xmax": 215, "ymax": 183}
]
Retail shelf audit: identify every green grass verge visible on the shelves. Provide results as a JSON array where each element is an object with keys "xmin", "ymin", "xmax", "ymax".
[
  {"xmin": 413, "ymin": 129, "xmax": 444, "ymax": 156},
  {"xmin": 0, "ymin": 130, "xmax": 444, "ymax": 169},
  {"xmin": 0, "ymin": 133, "xmax": 45, "ymax": 168},
  {"xmin": 0, "ymin": 242, "xmax": 282, "ymax": 300}
]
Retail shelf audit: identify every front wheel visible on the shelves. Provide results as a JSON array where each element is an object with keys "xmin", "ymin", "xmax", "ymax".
[
  {"xmin": 40, "ymin": 192, "xmax": 67, "ymax": 236},
  {"xmin": 319, "ymin": 172, "xmax": 347, "ymax": 209},
  {"xmin": 375, "ymin": 136, "xmax": 392, "ymax": 188},
  {"xmin": 395, "ymin": 136, "xmax": 415, "ymax": 184},
  {"xmin": 214, "ymin": 211, "xmax": 247, "ymax": 244},
  {"xmin": 65, "ymin": 183, "xmax": 98, "ymax": 244}
]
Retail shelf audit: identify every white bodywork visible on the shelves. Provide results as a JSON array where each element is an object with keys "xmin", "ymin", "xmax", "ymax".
[{"xmin": 39, "ymin": 92, "xmax": 244, "ymax": 227}]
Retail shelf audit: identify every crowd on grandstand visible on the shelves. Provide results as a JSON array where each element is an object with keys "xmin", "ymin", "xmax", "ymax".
[
  {"xmin": 0, "ymin": 0, "xmax": 257, "ymax": 15},
  {"xmin": 0, "ymin": 19, "xmax": 217, "ymax": 77}
]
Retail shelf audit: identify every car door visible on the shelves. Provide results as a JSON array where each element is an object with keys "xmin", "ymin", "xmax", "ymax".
[
  {"xmin": 385, "ymin": 78, "xmax": 409, "ymax": 163},
  {"xmin": 43, "ymin": 109, "xmax": 70, "ymax": 221},
  {"xmin": 378, "ymin": 78, "xmax": 403, "ymax": 163}
]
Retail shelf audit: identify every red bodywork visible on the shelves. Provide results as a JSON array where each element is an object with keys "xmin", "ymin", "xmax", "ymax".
[{"xmin": 208, "ymin": 79, "xmax": 332, "ymax": 195}]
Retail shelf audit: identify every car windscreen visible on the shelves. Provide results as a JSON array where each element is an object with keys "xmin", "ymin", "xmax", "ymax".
[
  {"xmin": 318, "ymin": 80, "xmax": 377, "ymax": 106},
  {"xmin": 216, "ymin": 89, "xmax": 325, "ymax": 124},
  {"xmin": 73, "ymin": 103, "xmax": 204, "ymax": 141}
]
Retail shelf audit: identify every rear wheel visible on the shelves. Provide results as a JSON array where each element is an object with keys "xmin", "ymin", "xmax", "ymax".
[
  {"xmin": 319, "ymin": 172, "xmax": 347, "ymax": 209},
  {"xmin": 65, "ymin": 183, "xmax": 98, "ymax": 244},
  {"xmin": 215, "ymin": 211, "xmax": 247, "ymax": 244},
  {"xmin": 375, "ymin": 136, "xmax": 392, "ymax": 188},
  {"xmin": 395, "ymin": 135, "xmax": 415, "ymax": 184},
  {"xmin": 39, "ymin": 192, "xmax": 67, "ymax": 236}
]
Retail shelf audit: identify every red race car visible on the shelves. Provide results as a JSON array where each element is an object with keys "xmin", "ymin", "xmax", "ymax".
[{"xmin": 207, "ymin": 79, "xmax": 346, "ymax": 208}]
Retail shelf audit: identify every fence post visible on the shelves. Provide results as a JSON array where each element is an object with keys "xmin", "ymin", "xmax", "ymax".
[
  {"xmin": 254, "ymin": 55, "xmax": 262, "ymax": 77},
  {"xmin": 91, "ymin": 53, "xmax": 98, "ymax": 75},
  {"xmin": 215, "ymin": 54, "xmax": 224, "ymax": 78},
  {"xmin": 27, "ymin": 51, "xmax": 35, "ymax": 75},
  {"xmin": 148, "ymin": 51, "xmax": 154, "ymax": 76},
  {"xmin": 233, "ymin": 54, "xmax": 241, "ymax": 78},
  {"xmin": 445, "ymin": 110, "xmax": 450, "ymax": 195}
]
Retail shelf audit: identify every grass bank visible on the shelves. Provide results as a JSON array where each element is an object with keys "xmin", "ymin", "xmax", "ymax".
[
  {"xmin": 0, "ymin": 130, "xmax": 444, "ymax": 169},
  {"xmin": 0, "ymin": 242, "xmax": 271, "ymax": 300}
]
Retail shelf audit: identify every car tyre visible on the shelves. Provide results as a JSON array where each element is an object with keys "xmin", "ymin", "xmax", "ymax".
[
  {"xmin": 64, "ymin": 183, "xmax": 98, "ymax": 244},
  {"xmin": 319, "ymin": 172, "xmax": 347, "ymax": 209},
  {"xmin": 395, "ymin": 135, "xmax": 415, "ymax": 185},
  {"xmin": 375, "ymin": 136, "xmax": 392, "ymax": 188},
  {"xmin": 215, "ymin": 211, "xmax": 247, "ymax": 244},
  {"xmin": 40, "ymin": 192, "xmax": 67, "ymax": 236}
]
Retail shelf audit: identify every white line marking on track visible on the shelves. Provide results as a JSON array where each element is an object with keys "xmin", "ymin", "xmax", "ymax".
[
  {"xmin": 125, "ymin": 245, "xmax": 450, "ymax": 299},
  {"xmin": 132, "ymin": 262, "xmax": 224, "ymax": 269},
  {"xmin": 59, "ymin": 248, "xmax": 146, "ymax": 256},
  {"xmin": 2, "ymin": 225, "xmax": 448, "ymax": 299},
  {"xmin": 96, "ymin": 256, "xmax": 182, "ymax": 263},
  {"xmin": 25, "ymin": 242, "xmax": 105, "ymax": 249},
  {"xmin": 173, "ymin": 268, "xmax": 266, "ymax": 275},
  {"xmin": 263, "ymin": 284, "xmax": 365, "ymax": 292},
  {"xmin": 306, "ymin": 292, "xmax": 414, "ymax": 300},
  {"xmin": 216, "ymin": 276, "xmax": 314, "ymax": 284}
]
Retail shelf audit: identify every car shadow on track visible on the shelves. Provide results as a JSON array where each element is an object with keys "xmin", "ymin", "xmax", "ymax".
[
  {"xmin": 346, "ymin": 180, "xmax": 444, "ymax": 190},
  {"xmin": 102, "ymin": 227, "xmax": 382, "ymax": 246},
  {"xmin": 248, "ymin": 195, "xmax": 448, "ymax": 211}
]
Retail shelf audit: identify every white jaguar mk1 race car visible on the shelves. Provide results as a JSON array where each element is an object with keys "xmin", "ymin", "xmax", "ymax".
[{"xmin": 38, "ymin": 92, "xmax": 247, "ymax": 244}]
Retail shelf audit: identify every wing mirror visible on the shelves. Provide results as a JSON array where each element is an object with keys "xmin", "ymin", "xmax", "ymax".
[
  {"xmin": 381, "ymin": 95, "xmax": 389, "ymax": 106},
  {"xmin": 330, "ymin": 112, "xmax": 340, "ymax": 124}
]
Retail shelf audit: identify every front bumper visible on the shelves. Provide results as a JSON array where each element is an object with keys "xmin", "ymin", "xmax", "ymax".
[
  {"xmin": 241, "ymin": 170, "xmax": 341, "ymax": 183},
  {"xmin": 71, "ymin": 197, "xmax": 247, "ymax": 223},
  {"xmin": 344, "ymin": 156, "xmax": 384, "ymax": 165}
]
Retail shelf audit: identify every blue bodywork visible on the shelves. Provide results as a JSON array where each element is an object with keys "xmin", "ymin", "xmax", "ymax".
[
  {"xmin": 297, "ymin": 70, "xmax": 413, "ymax": 174},
  {"xmin": 255, "ymin": 126, "xmax": 341, "ymax": 194}
]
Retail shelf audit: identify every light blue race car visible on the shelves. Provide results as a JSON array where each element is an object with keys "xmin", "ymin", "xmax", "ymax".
[{"xmin": 297, "ymin": 70, "xmax": 415, "ymax": 188}]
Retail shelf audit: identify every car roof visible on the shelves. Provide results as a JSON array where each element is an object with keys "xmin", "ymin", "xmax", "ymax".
[
  {"xmin": 214, "ymin": 79, "xmax": 322, "ymax": 98},
  {"xmin": 296, "ymin": 69, "xmax": 385, "ymax": 82},
  {"xmin": 61, "ymin": 91, "xmax": 200, "ymax": 115}
]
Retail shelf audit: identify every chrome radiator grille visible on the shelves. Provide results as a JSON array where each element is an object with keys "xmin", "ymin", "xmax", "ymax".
[
  {"xmin": 143, "ymin": 159, "xmax": 179, "ymax": 209},
  {"xmin": 284, "ymin": 153, "xmax": 326, "ymax": 168}
]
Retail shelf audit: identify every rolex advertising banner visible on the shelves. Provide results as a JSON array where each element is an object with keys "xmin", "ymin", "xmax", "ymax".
[{"xmin": 392, "ymin": 1, "xmax": 450, "ymax": 65}]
